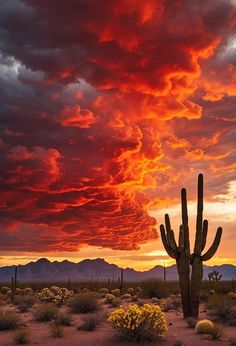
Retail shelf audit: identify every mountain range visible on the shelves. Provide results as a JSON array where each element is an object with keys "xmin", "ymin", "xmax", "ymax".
[{"xmin": 0, "ymin": 258, "xmax": 235, "ymax": 282}]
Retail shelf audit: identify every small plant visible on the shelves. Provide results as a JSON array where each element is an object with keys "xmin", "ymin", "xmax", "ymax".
[
  {"xmin": 207, "ymin": 294, "xmax": 235, "ymax": 323},
  {"xmin": 121, "ymin": 293, "xmax": 131, "ymax": 300},
  {"xmin": 195, "ymin": 319, "xmax": 214, "ymax": 334},
  {"xmin": 105, "ymin": 293, "xmax": 116, "ymax": 304},
  {"xmin": 50, "ymin": 321, "xmax": 64, "ymax": 338},
  {"xmin": 108, "ymin": 303, "xmax": 167, "ymax": 341},
  {"xmin": 111, "ymin": 289, "xmax": 120, "ymax": 297},
  {"xmin": 208, "ymin": 323, "xmax": 223, "ymax": 340},
  {"xmin": 98, "ymin": 288, "xmax": 109, "ymax": 297},
  {"xmin": 68, "ymin": 292, "xmax": 99, "ymax": 313},
  {"xmin": 33, "ymin": 303, "xmax": 58, "ymax": 322},
  {"xmin": 0, "ymin": 310, "xmax": 22, "ymax": 330},
  {"xmin": 14, "ymin": 327, "xmax": 30, "ymax": 344},
  {"xmin": 110, "ymin": 297, "xmax": 121, "ymax": 307},
  {"xmin": 186, "ymin": 317, "xmax": 197, "ymax": 328},
  {"xmin": 78, "ymin": 312, "xmax": 105, "ymax": 331},
  {"xmin": 15, "ymin": 295, "xmax": 36, "ymax": 312},
  {"xmin": 56, "ymin": 312, "xmax": 72, "ymax": 326},
  {"xmin": 208, "ymin": 270, "xmax": 222, "ymax": 282},
  {"xmin": 127, "ymin": 288, "xmax": 134, "ymax": 295}
]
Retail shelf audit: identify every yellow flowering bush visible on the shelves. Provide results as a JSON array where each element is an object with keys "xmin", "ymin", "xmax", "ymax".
[{"xmin": 108, "ymin": 303, "xmax": 167, "ymax": 341}]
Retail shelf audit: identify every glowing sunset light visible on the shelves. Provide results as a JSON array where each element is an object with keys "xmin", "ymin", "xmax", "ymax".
[{"xmin": 0, "ymin": 0, "xmax": 235, "ymax": 270}]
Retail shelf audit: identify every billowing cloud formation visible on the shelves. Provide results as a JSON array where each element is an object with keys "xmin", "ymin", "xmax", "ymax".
[{"xmin": 0, "ymin": 0, "xmax": 236, "ymax": 252}]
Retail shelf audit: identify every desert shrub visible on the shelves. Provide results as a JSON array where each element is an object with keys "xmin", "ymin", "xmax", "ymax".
[
  {"xmin": 33, "ymin": 303, "xmax": 58, "ymax": 322},
  {"xmin": 208, "ymin": 323, "xmax": 223, "ymax": 340},
  {"xmin": 105, "ymin": 293, "xmax": 116, "ymax": 304},
  {"xmin": 140, "ymin": 279, "xmax": 169, "ymax": 299},
  {"xmin": 98, "ymin": 288, "xmax": 109, "ymax": 297},
  {"xmin": 207, "ymin": 294, "xmax": 236, "ymax": 323},
  {"xmin": 0, "ymin": 310, "xmax": 22, "ymax": 330},
  {"xmin": 50, "ymin": 321, "xmax": 64, "ymax": 338},
  {"xmin": 151, "ymin": 297, "xmax": 160, "ymax": 304},
  {"xmin": 208, "ymin": 290, "xmax": 215, "ymax": 296},
  {"xmin": 195, "ymin": 319, "xmax": 214, "ymax": 334},
  {"xmin": 15, "ymin": 295, "xmax": 36, "ymax": 312},
  {"xmin": 186, "ymin": 317, "xmax": 197, "ymax": 328},
  {"xmin": 78, "ymin": 312, "xmax": 105, "ymax": 331},
  {"xmin": 135, "ymin": 287, "xmax": 142, "ymax": 295},
  {"xmin": 127, "ymin": 288, "xmax": 134, "ymax": 295},
  {"xmin": 161, "ymin": 296, "xmax": 181, "ymax": 312},
  {"xmin": 56, "ymin": 312, "xmax": 72, "ymax": 326},
  {"xmin": 14, "ymin": 327, "xmax": 30, "ymax": 344},
  {"xmin": 37, "ymin": 286, "xmax": 73, "ymax": 305},
  {"xmin": 0, "ymin": 287, "xmax": 10, "ymax": 295},
  {"xmin": 228, "ymin": 292, "xmax": 236, "ymax": 299},
  {"xmin": 68, "ymin": 292, "xmax": 99, "ymax": 313},
  {"xmin": 108, "ymin": 303, "xmax": 167, "ymax": 341},
  {"xmin": 121, "ymin": 294, "xmax": 131, "ymax": 300},
  {"xmin": 110, "ymin": 297, "xmax": 121, "ymax": 307},
  {"xmin": 111, "ymin": 289, "xmax": 120, "ymax": 297},
  {"xmin": 23, "ymin": 288, "xmax": 33, "ymax": 295}
]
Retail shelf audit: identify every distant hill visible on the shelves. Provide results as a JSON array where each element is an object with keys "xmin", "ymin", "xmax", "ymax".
[{"xmin": 0, "ymin": 258, "xmax": 235, "ymax": 282}]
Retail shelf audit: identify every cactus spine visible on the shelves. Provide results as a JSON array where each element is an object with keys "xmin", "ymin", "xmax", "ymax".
[{"xmin": 160, "ymin": 174, "xmax": 222, "ymax": 318}]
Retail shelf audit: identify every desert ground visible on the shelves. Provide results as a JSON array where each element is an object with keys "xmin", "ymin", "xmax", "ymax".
[{"xmin": 0, "ymin": 282, "xmax": 235, "ymax": 346}]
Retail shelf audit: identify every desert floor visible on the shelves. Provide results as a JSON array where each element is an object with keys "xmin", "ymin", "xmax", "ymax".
[{"xmin": 0, "ymin": 303, "xmax": 235, "ymax": 346}]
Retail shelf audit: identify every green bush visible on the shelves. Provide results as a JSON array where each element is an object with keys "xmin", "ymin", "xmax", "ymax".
[
  {"xmin": 14, "ymin": 327, "xmax": 30, "ymax": 344},
  {"xmin": 77, "ymin": 312, "xmax": 105, "ymax": 331},
  {"xmin": 0, "ymin": 310, "xmax": 22, "ymax": 330},
  {"xmin": 68, "ymin": 292, "xmax": 99, "ymax": 313},
  {"xmin": 33, "ymin": 303, "xmax": 58, "ymax": 322}
]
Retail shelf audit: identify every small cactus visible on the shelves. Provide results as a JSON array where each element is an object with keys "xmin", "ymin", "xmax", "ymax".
[
  {"xmin": 208, "ymin": 269, "xmax": 222, "ymax": 282},
  {"xmin": 195, "ymin": 319, "xmax": 214, "ymax": 334}
]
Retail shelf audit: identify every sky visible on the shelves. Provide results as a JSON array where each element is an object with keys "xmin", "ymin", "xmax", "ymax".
[{"xmin": 0, "ymin": 0, "xmax": 236, "ymax": 270}]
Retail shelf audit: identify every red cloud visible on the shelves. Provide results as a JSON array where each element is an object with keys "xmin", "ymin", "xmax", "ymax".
[{"xmin": 0, "ymin": 0, "xmax": 235, "ymax": 252}]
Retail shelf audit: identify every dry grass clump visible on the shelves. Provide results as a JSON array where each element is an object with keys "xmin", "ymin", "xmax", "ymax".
[
  {"xmin": 77, "ymin": 312, "xmax": 105, "ymax": 331},
  {"xmin": 56, "ymin": 312, "xmax": 72, "ymax": 326},
  {"xmin": 50, "ymin": 321, "xmax": 64, "ymax": 338},
  {"xmin": 186, "ymin": 317, "xmax": 197, "ymax": 328},
  {"xmin": 33, "ymin": 303, "xmax": 58, "ymax": 322},
  {"xmin": 207, "ymin": 294, "xmax": 236, "ymax": 323},
  {"xmin": 0, "ymin": 309, "xmax": 22, "ymax": 330},
  {"xmin": 208, "ymin": 323, "xmax": 223, "ymax": 340},
  {"xmin": 68, "ymin": 292, "xmax": 99, "ymax": 313},
  {"xmin": 14, "ymin": 327, "xmax": 30, "ymax": 344},
  {"xmin": 15, "ymin": 295, "xmax": 36, "ymax": 312}
]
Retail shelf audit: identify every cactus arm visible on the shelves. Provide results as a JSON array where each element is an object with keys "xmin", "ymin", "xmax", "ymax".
[
  {"xmin": 201, "ymin": 227, "xmax": 223, "ymax": 261},
  {"xmin": 164, "ymin": 214, "xmax": 178, "ymax": 251},
  {"xmin": 160, "ymin": 224, "xmax": 176, "ymax": 259},
  {"xmin": 194, "ymin": 174, "xmax": 203, "ymax": 255},
  {"xmin": 201, "ymin": 219, "xmax": 208, "ymax": 251},
  {"xmin": 181, "ymin": 188, "xmax": 190, "ymax": 252}
]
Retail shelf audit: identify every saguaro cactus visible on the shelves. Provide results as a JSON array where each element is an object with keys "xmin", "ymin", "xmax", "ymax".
[
  {"xmin": 208, "ymin": 269, "xmax": 222, "ymax": 282},
  {"xmin": 160, "ymin": 174, "xmax": 222, "ymax": 318}
]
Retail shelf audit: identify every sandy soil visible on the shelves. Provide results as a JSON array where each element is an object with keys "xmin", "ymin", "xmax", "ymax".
[{"xmin": 0, "ymin": 304, "xmax": 235, "ymax": 346}]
